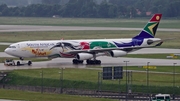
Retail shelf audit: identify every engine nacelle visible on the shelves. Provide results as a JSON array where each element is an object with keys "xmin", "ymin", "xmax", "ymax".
[
  {"xmin": 76, "ymin": 53, "xmax": 93, "ymax": 60},
  {"xmin": 110, "ymin": 50, "xmax": 127, "ymax": 57},
  {"xmin": 147, "ymin": 39, "xmax": 154, "ymax": 45}
]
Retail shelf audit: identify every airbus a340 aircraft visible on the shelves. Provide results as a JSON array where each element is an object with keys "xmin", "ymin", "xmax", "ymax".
[{"xmin": 5, "ymin": 14, "xmax": 163, "ymax": 65}]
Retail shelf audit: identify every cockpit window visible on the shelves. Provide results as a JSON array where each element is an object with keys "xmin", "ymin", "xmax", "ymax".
[{"xmin": 8, "ymin": 46, "xmax": 16, "ymax": 48}]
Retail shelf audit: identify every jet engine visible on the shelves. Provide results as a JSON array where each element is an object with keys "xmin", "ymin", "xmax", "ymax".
[
  {"xmin": 110, "ymin": 50, "xmax": 127, "ymax": 57},
  {"xmin": 76, "ymin": 53, "xmax": 93, "ymax": 60}
]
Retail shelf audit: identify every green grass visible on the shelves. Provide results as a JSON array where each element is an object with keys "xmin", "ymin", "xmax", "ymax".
[
  {"xmin": 0, "ymin": 89, "xmax": 116, "ymax": 101},
  {"xmin": 0, "ymin": 17, "xmax": 180, "ymax": 28},
  {"xmin": 0, "ymin": 30, "xmax": 141, "ymax": 42},
  {"xmin": 127, "ymin": 66, "xmax": 180, "ymax": 73},
  {"xmin": 0, "ymin": 45, "xmax": 8, "ymax": 52},
  {"xmin": 126, "ymin": 54, "xmax": 180, "ymax": 59},
  {"xmin": 3, "ymin": 67, "xmax": 180, "ymax": 94}
]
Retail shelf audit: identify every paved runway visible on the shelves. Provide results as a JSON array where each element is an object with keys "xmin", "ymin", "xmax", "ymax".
[
  {"xmin": 0, "ymin": 25, "xmax": 180, "ymax": 32},
  {"xmin": 0, "ymin": 48, "xmax": 180, "ymax": 71},
  {"xmin": 0, "ymin": 56, "xmax": 180, "ymax": 71}
]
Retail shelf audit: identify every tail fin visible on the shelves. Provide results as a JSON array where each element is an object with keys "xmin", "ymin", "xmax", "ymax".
[{"xmin": 133, "ymin": 14, "xmax": 162, "ymax": 39}]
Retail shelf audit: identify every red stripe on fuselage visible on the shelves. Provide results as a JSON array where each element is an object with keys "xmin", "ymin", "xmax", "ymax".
[{"xmin": 59, "ymin": 52, "xmax": 75, "ymax": 58}]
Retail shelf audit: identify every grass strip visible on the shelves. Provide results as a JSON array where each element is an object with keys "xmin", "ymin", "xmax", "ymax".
[
  {"xmin": 0, "ymin": 17, "xmax": 180, "ymax": 28},
  {"xmin": 0, "ymin": 89, "xmax": 115, "ymax": 101},
  {"xmin": 1, "ymin": 68, "xmax": 180, "ymax": 94},
  {"xmin": 126, "ymin": 54, "xmax": 180, "ymax": 59}
]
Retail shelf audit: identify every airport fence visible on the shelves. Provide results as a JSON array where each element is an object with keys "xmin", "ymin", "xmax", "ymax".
[{"xmin": 0, "ymin": 68, "xmax": 180, "ymax": 99}]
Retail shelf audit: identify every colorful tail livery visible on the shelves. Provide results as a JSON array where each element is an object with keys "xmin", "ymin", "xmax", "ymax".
[
  {"xmin": 133, "ymin": 14, "xmax": 162, "ymax": 39},
  {"xmin": 4, "ymin": 14, "xmax": 163, "ymax": 65}
]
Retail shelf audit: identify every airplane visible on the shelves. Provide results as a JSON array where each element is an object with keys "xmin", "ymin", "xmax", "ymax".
[{"xmin": 4, "ymin": 13, "xmax": 163, "ymax": 65}]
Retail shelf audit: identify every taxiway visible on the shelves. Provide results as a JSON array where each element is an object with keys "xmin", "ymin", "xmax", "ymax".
[
  {"xmin": 0, "ymin": 56, "xmax": 180, "ymax": 71},
  {"xmin": 0, "ymin": 47, "xmax": 180, "ymax": 70}
]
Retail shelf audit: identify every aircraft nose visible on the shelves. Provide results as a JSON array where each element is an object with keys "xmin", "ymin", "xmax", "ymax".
[{"xmin": 4, "ymin": 48, "xmax": 10, "ymax": 54}]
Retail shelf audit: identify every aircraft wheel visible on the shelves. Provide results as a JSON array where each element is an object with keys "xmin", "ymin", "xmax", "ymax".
[
  {"xmin": 78, "ymin": 60, "xmax": 83, "ymax": 64},
  {"xmin": 86, "ymin": 60, "xmax": 101, "ymax": 65},
  {"xmin": 96, "ymin": 60, "xmax": 101, "ymax": 65},
  {"xmin": 73, "ymin": 59, "xmax": 83, "ymax": 64},
  {"xmin": 86, "ymin": 59, "xmax": 92, "ymax": 64},
  {"xmin": 87, "ymin": 60, "xmax": 95, "ymax": 65},
  {"xmin": 19, "ymin": 57, "xmax": 24, "ymax": 60},
  {"xmin": 28, "ymin": 61, "xmax": 32, "ymax": 66},
  {"xmin": 17, "ymin": 61, "xmax": 20, "ymax": 66},
  {"xmin": 91, "ymin": 60, "xmax": 96, "ymax": 65},
  {"xmin": 86, "ymin": 60, "xmax": 90, "ymax": 64},
  {"xmin": 73, "ymin": 59, "xmax": 78, "ymax": 64}
]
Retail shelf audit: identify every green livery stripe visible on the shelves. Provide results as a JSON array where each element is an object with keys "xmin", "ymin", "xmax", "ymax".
[
  {"xmin": 90, "ymin": 41, "xmax": 116, "ymax": 49},
  {"xmin": 144, "ymin": 22, "xmax": 158, "ymax": 36}
]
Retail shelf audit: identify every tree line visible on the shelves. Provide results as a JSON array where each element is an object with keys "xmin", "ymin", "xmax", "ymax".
[{"xmin": 0, "ymin": 0, "xmax": 180, "ymax": 18}]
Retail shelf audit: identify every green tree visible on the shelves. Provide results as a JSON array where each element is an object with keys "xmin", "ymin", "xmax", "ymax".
[
  {"xmin": 97, "ymin": 1, "xmax": 110, "ymax": 18},
  {"xmin": 1, "ymin": 0, "xmax": 180, "ymax": 18},
  {"xmin": 80, "ymin": 0, "xmax": 98, "ymax": 17},
  {"xmin": 166, "ymin": 1, "xmax": 180, "ymax": 17},
  {"xmin": 108, "ymin": 4, "xmax": 118, "ymax": 18},
  {"xmin": 42, "ymin": 0, "xmax": 61, "ymax": 5},
  {"xmin": 0, "ymin": 4, "xmax": 8, "ymax": 12}
]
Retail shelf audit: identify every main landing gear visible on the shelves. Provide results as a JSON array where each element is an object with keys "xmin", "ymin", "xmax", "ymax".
[
  {"xmin": 86, "ymin": 53, "xmax": 101, "ymax": 65},
  {"xmin": 72, "ymin": 59, "xmax": 101, "ymax": 65},
  {"xmin": 86, "ymin": 59, "xmax": 101, "ymax": 65},
  {"xmin": 72, "ymin": 59, "xmax": 83, "ymax": 64}
]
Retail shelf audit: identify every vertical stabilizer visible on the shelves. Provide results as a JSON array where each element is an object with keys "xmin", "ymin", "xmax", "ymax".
[{"xmin": 133, "ymin": 14, "xmax": 162, "ymax": 39}]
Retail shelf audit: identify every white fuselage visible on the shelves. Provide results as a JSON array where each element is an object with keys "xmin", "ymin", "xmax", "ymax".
[{"xmin": 4, "ymin": 38, "xmax": 161, "ymax": 58}]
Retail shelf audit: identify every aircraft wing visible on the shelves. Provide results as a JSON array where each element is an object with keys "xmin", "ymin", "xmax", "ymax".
[{"xmin": 65, "ymin": 41, "xmax": 163, "ymax": 54}]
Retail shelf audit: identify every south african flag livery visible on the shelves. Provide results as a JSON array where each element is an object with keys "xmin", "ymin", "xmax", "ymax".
[{"xmin": 133, "ymin": 14, "xmax": 162, "ymax": 39}]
